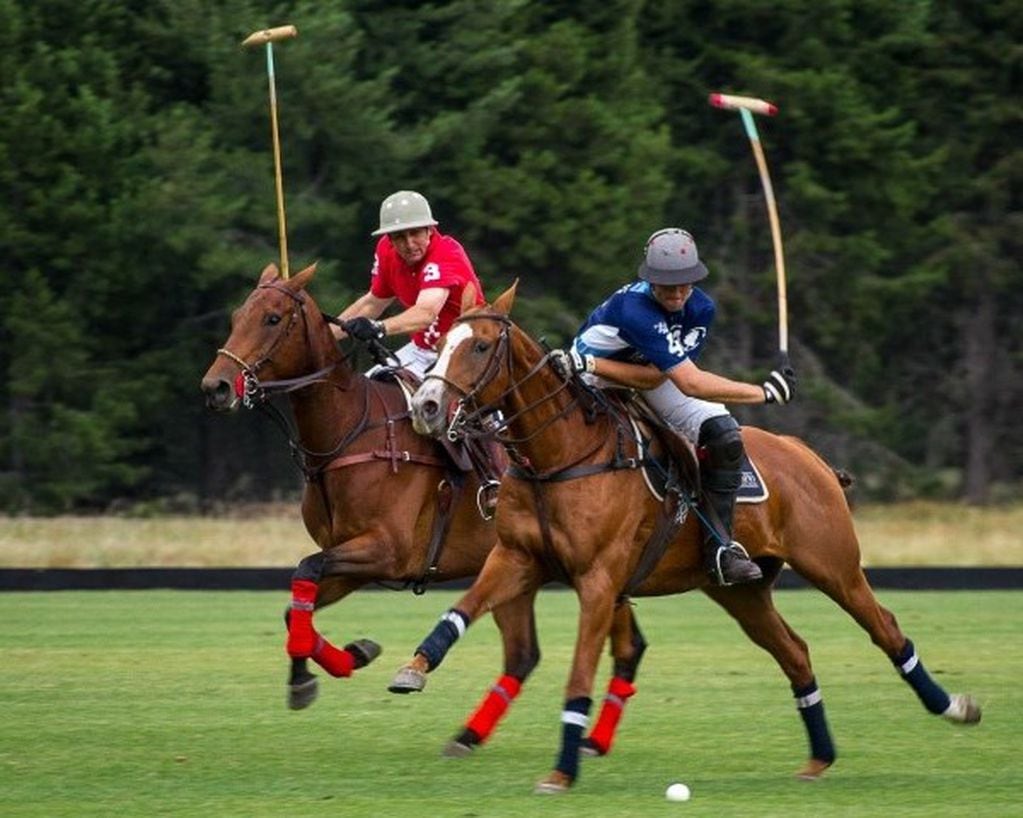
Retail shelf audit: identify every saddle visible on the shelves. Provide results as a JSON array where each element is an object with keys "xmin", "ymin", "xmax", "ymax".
[{"xmin": 617, "ymin": 392, "xmax": 768, "ymax": 505}]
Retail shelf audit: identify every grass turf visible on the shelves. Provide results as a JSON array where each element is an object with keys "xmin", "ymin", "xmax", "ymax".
[{"xmin": 0, "ymin": 589, "xmax": 1018, "ymax": 817}]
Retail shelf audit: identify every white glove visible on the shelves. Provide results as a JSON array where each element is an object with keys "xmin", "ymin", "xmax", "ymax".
[
  {"xmin": 763, "ymin": 367, "xmax": 796, "ymax": 404},
  {"xmin": 550, "ymin": 348, "xmax": 596, "ymax": 380}
]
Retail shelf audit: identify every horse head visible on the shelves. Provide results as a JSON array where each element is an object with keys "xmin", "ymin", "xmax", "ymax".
[
  {"xmin": 201, "ymin": 261, "xmax": 334, "ymax": 412},
  {"xmin": 411, "ymin": 280, "xmax": 574, "ymax": 454},
  {"xmin": 411, "ymin": 281, "xmax": 519, "ymax": 438}
]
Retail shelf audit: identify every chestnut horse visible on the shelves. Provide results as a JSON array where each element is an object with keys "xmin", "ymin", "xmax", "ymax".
[
  {"xmin": 200, "ymin": 262, "xmax": 507, "ymax": 709},
  {"xmin": 200, "ymin": 263, "xmax": 644, "ymax": 737},
  {"xmin": 390, "ymin": 282, "xmax": 980, "ymax": 793}
]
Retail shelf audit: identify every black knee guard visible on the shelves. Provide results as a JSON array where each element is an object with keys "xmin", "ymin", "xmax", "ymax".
[{"xmin": 698, "ymin": 415, "xmax": 743, "ymax": 490}]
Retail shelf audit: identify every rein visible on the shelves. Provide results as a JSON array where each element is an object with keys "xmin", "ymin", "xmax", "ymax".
[
  {"xmin": 437, "ymin": 312, "xmax": 659, "ymax": 484},
  {"xmin": 216, "ymin": 284, "xmax": 440, "ymax": 478}
]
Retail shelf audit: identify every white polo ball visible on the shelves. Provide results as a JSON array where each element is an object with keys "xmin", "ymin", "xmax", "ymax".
[{"xmin": 665, "ymin": 782, "xmax": 691, "ymax": 802}]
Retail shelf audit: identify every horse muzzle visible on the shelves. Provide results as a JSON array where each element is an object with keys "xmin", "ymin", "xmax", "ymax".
[
  {"xmin": 410, "ymin": 382, "xmax": 450, "ymax": 438},
  {"xmin": 200, "ymin": 374, "xmax": 241, "ymax": 413}
]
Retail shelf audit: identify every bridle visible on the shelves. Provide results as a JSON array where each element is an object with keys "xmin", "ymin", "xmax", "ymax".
[
  {"xmin": 422, "ymin": 312, "xmax": 580, "ymax": 447},
  {"xmin": 217, "ymin": 281, "xmax": 337, "ymax": 407}
]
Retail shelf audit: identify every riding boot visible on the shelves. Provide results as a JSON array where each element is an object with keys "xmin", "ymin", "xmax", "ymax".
[
  {"xmin": 698, "ymin": 415, "xmax": 762, "ymax": 586},
  {"xmin": 700, "ymin": 482, "xmax": 762, "ymax": 585}
]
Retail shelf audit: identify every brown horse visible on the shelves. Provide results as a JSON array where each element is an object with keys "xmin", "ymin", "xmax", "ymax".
[
  {"xmin": 199, "ymin": 262, "xmax": 508, "ymax": 709},
  {"xmin": 389, "ymin": 282, "xmax": 981, "ymax": 793}
]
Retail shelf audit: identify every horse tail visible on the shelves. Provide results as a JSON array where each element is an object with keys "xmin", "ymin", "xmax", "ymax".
[{"xmin": 832, "ymin": 468, "xmax": 854, "ymax": 490}]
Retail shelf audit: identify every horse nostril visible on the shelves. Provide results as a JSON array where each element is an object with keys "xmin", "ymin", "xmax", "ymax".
[
  {"xmin": 202, "ymin": 378, "xmax": 232, "ymax": 410},
  {"xmin": 421, "ymin": 399, "xmax": 439, "ymax": 420}
]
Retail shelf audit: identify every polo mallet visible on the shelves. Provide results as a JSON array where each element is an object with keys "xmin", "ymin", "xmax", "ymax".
[
  {"xmin": 709, "ymin": 93, "xmax": 789, "ymax": 367},
  {"xmin": 242, "ymin": 24, "xmax": 298, "ymax": 278}
]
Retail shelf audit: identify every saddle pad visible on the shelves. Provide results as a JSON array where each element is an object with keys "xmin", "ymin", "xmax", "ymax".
[{"xmin": 631, "ymin": 417, "xmax": 768, "ymax": 504}]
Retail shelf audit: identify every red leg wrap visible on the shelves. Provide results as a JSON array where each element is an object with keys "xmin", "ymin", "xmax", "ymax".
[
  {"xmin": 285, "ymin": 579, "xmax": 318, "ymax": 658},
  {"xmin": 311, "ymin": 636, "xmax": 355, "ymax": 678},
  {"xmin": 587, "ymin": 676, "xmax": 637, "ymax": 755},
  {"xmin": 465, "ymin": 674, "xmax": 523, "ymax": 742}
]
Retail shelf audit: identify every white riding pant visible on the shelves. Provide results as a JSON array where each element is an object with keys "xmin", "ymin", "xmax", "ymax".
[
  {"xmin": 366, "ymin": 341, "xmax": 437, "ymax": 379},
  {"xmin": 586, "ymin": 374, "xmax": 730, "ymax": 443}
]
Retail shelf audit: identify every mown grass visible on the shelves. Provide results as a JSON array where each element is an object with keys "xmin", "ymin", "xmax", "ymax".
[
  {"xmin": 3, "ymin": 500, "xmax": 1023, "ymax": 567},
  {"xmin": 0, "ymin": 589, "xmax": 1018, "ymax": 817}
]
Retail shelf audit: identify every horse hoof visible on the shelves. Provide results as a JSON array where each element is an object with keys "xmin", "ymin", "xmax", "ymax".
[
  {"xmin": 943, "ymin": 694, "xmax": 981, "ymax": 725},
  {"xmin": 533, "ymin": 771, "xmax": 572, "ymax": 794},
  {"xmin": 795, "ymin": 758, "xmax": 832, "ymax": 781},
  {"xmin": 579, "ymin": 738, "xmax": 605, "ymax": 758},
  {"xmin": 442, "ymin": 740, "xmax": 474, "ymax": 758},
  {"xmin": 344, "ymin": 639, "xmax": 382, "ymax": 669},
  {"xmin": 388, "ymin": 666, "xmax": 427, "ymax": 694},
  {"xmin": 288, "ymin": 676, "xmax": 319, "ymax": 710}
]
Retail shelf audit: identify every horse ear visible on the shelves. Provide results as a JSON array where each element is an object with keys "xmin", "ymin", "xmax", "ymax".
[
  {"xmin": 259, "ymin": 263, "xmax": 279, "ymax": 284},
  {"xmin": 492, "ymin": 279, "xmax": 519, "ymax": 316},
  {"xmin": 288, "ymin": 262, "xmax": 317, "ymax": 292},
  {"xmin": 460, "ymin": 281, "xmax": 478, "ymax": 314}
]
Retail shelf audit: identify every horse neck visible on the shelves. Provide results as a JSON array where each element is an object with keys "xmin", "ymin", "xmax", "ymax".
[
  {"xmin": 286, "ymin": 317, "xmax": 366, "ymax": 454},
  {"xmin": 497, "ymin": 330, "xmax": 611, "ymax": 472}
]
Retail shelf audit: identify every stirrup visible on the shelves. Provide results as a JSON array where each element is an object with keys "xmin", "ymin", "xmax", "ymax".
[
  {"xmin": 709, "ymin": 541, "xmax": 762, "ymax": 586},
  {"xmin": 476, "ymin": 479, "xmax": 500, "ymax": 521}
]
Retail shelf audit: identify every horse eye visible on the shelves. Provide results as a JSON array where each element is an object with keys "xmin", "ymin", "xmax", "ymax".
[
  {"xmin": 473, "ymin": 340, "xmax": 490, "ymax": 354},
  {"xmin": 266, "ymin": 314, "xmax": 282, "ymax": 326}
]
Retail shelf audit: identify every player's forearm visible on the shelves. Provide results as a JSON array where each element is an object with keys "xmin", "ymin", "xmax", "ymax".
[{"xmin": 592, "ymin": 358, "xmax": 667, "ymax": 389}]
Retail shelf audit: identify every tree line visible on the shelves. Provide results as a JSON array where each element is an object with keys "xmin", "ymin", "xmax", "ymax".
[{"xmin": 1, "ymin": 0, "xmax": 1019, "ymax": 512}]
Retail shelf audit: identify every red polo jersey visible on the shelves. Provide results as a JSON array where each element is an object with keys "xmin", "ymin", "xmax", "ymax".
[{"xmin": 369, "ymin": 229, "xmax": 485, "ymax": 350}]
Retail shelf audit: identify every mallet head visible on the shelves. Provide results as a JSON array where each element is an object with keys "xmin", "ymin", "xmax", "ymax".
[
  {"xmin": 242, "ymin": 25, "xmax": 298, "ymax": 47},
  {"xmin": 709, "ymin": 93, "xmax": 777, "ymax": 117}
]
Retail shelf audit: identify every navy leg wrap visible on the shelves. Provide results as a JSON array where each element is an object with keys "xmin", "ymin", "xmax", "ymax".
[
  {"xmin": 892, "ymin": 639, "xmax": 951, "ymax": 714},
  {"xmin": 793, "ymin": 678, "xmax": 836, "ymax": 763},
  {"xmin": 416, "ymin": 609, "xmax": 470, "ymax": 670},
  {"xmin": 554, "ymin": 696, "xmax": 592, "ymax": 780}
]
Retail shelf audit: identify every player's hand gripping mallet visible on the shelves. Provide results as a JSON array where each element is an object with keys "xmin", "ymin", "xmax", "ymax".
[
  {"xmin": 243, "ymin": 24, "xmax": 298, "ymax": 278},
  {"xmin": 709, "ymin": 93, "xmax": 788, "ymax": 366}
]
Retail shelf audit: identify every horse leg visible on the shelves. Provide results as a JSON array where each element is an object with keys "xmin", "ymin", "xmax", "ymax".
[
  {"xmin": 389, "ymin": 542, "xmax": 541, "ymax": 693},
  {"xmin": 535, "ymin": 578, "xmax": 618, "ymax": 794},
  {"xmin": 582, "ymin": 598, "xmax": 645, "ymax": 757},
  {"xmin": 443, "ymin": 587, "xmax": 542, "ymax": 758},
  {"xmin": 806, "ymin": 564, "xmax": 981, "ymax": 725},
  {"xmin": 704, "ymin": 585, "xmax": 837, "ymax": 780},
  {"xmin": 285, "ymin": 553, "xmax": 378, "ymax": 710}
]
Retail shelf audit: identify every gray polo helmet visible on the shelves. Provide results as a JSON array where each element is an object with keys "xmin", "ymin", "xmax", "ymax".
[
  {"xmin": 637, "ymin": 228, "xmax": 709, "ymax": 284},
  {"xmin": 371, "ymin": 190, "xmax": 439, "ymax": 236}
]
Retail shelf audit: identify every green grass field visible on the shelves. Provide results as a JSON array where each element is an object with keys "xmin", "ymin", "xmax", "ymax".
[{"xmin": 1, "ymin": 589, "xmax": 1018, "ymax": 817}]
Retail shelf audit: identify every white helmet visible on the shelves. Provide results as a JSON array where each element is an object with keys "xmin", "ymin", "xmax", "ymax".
[{"xmin": 371, "ymin": 190, "xmax": 439, "ymax": 236}]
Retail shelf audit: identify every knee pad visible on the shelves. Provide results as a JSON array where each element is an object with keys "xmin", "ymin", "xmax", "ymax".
[{"xmin": 698, "ymin": 415, "xmax": 744, "ymax": 470}]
